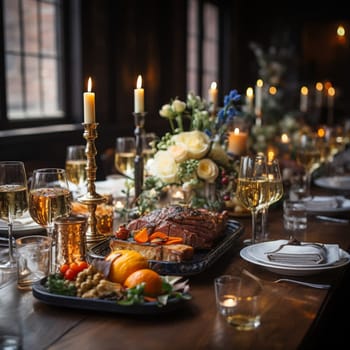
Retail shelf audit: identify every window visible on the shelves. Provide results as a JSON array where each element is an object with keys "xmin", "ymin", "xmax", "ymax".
[
  {"xmin": 186, "ymin": 0, "xmax": 219, "ymax": 99},
  {"xmin": 3, "ymin": 0, "xmax": 63, "ymax": 121}
]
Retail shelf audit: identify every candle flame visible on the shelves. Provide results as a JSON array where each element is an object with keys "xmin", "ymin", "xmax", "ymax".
[
  {"xmin": 136, "ymin": 75, "xmax": 142, "ymax": 89},
  {"xmin": 301, "ymin": 86, "xmax": 308, "ymax": 95},
  {"xmin": 210, "ymin": 81, "xmax": 217, "ymax": 90},
  {"xmin": 257, "ymin": 79, "xmax": 263, "ymax": 87},
  {"xmin": 234, "ymin": 127, "xmax": 240, "ymax": 134},
  {"xmin": 337, "ymin": 24, "xmax": 345, "ymax": 37},
  {"xmin": 315, "ymin": 82, "xmax": 323, "ymax": 92},
  {"xmin": 246, "ymin": 87, "xmax": 253, "ymax": 97},
  {"xmin": 281, "ymin": 133, "xmax": 289, "ymax": 143},
  {"xmin": 87, "ymin": 77, "xmax": 92, "ymax": 92},
  {"xmin": 269, "ymin": 86, "xmax": 277, "ymax": 95},
  {"xmin": 328, "ymin": 87, "xmax": 335, "ymax": 96},
  {"xmin": 317, "ymin": 128, "xmax": 326, "ymax": 138}
]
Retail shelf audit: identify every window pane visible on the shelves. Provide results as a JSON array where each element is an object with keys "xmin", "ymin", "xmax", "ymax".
[
  {"xmin": 25, "ymin": 56, "xmax": 41, "ymax": 116},
  {"xmin": 23, "ymin": 0, "xmax": 39, "ymax": 54},
  {"xmin": 41, "ymin": 1, "xmax": 57, "ymax": 56},
  {"xmin": 4, "ymin": 0, "xmax": 20, "ymax": 52},
  {"xmin": 6, "ymin": 54, "xmax": 23, "ymax": 119}
]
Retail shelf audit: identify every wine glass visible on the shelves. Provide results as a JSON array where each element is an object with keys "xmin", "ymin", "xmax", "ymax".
[
  {"xmin": 65, "ymin": 145, "xmax": 87, "ymax": 198},
  {"xmin": 0, "ymin": 161, "xmax": 28, "ymax": 271},
  {"xmin": 29, "ymin": 168, "xmax": 71, "ymax": 272},
  {"xmin": 295, "ymin": 133, "xmax": 321, "ymax": 197},
  {"xmin": 114, "ymin": 137, "xmax": 136, "ymax": 178},
  {"xmin": 236, "ymin": 154, "xmax": 270, "ymax": 245},
  {"xmin": 260, "ymin": 158, "xmax": 284, "ymax": 239}
]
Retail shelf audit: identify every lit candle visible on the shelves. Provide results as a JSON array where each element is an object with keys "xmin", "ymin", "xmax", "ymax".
[
  {"xmin": 220, "ymin": 297, "xmax": 237, "ymax": 308},
  {"xmin": 315, "ymin": 82, "xmax": 323, "ymax": 108},
  {"xmin": 208, "ymin": 81, "xmax": 218, "ymax": 108},
  {"xmin": 134, "ymin": 75, "xmax": 144, "ymax": 113},
  {"xmin": 245, "ymin": 87, "xmax": 254, "ymax": 114},
  {"xmin": 300, "ymin": 86, "xmax": 308, "ymax": 113},
  {"xmin": 255, "ymin": 79, "xmax": 263, "ymax": 124},
  {"xmin": 83, "ymin": 77, "xmax": 95, "ymax": 123},
  {"xmin": 327, "ymin": 86, "xmax": 335, "ymax": 125},
  {"xmin": 228, "ymin": 128, "xmax": 248, "ymax": 155}
]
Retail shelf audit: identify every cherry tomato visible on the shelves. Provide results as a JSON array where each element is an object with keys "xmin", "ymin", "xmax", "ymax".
[
  {"xmin": 64, "ymin": 268, "xmax": 77, "ymax": 281},
  {"xmin": 69, "ymin": 262, "xmax": 80, "ymax": 273},
  {"xmin": 59, "ymin": 263, "xmax": 69, "ymax": 275},
  {"xmin": 76, "ymin": 261, "xmax": 89, "ymax": 271}
]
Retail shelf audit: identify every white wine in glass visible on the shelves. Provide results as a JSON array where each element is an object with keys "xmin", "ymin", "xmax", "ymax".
[
  {"xmin": 114, "ymin": 137, "xmax": 136, "ymax": 178},
  {"xmin": 0, "ymin": 161, "xmax": 28, "ymax": 271},
  {"xmin": 236, "ymin": 154, "xmax": 270, "ymax": 245},
  {"xmin": 65, "ymin": 145, "xmax": 87, "ymax": 197},
  {"xmin": 29, "ymin": 168, "xmax": 71, "ymax": 272}
]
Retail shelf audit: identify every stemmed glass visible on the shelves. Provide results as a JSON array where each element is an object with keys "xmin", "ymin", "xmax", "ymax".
[
  {"xmin": 65, "ymin": 145, "xmax": 87, "ymax": 198},
  {"xmin": 114, "ymin": 136, "xmax": 136, "ymax": 178},
  {"xmin": 296, "ymin": 133, "xmax": 321, "ymax": 197},
  {"xmin": 236, "ymin": 154, "xmax": 270, "ymax": 245},
  {"xmin": 260, "ymin": 158, "xmax": 284, "ymax": 239},
  {"xmin": 0, "ymin": 161, "xmax": 29, "ymax": 271},
  {"xmin": 28, "ymin": 168, "xmax": 71, "ymax": 272}
]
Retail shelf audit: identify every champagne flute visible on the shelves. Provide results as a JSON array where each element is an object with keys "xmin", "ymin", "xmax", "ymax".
[
  {"xmin": 236, "ymin": 154, "xmax": 270, "ymax": 245},
  {"xmin": 0, "ymin": 161, "xmax": 28, "ymax": 271},
  {"xmin": 29, "ymin": 168, "xmax": 71, "ymax": 272},
  {"xmin": 65, "ymin": 145, "xmax": 87, "ymax": 198},
  {"xmin": 296, "ymin": 133, "xmax": 321, "ymax": 197},
  {"xmin": 260, "ymin": 158, "xmax": 284, "ymax": 239},
  {"xmin": 114, "ymin": 136, "xmax": 136, "ymax": 178}
]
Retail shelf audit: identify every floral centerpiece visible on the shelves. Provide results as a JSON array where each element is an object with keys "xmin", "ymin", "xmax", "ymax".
[{"xmin": 137, "ymin": 90, "xmax": 244, "ymax": 214}]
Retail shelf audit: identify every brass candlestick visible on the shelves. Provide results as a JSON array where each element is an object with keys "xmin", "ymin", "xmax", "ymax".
[
  {"xmin": 78, "ymin": 122, "xmax": 106, "ymax": 246},
  {"xmin": 133, "ymin": 112, "xmax": 147, "ymax": 199}
]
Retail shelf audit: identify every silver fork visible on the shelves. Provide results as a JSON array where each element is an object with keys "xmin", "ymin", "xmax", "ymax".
[{"xmin": 242, "ymin": 269, "xmax": 331, "ymax": 290}]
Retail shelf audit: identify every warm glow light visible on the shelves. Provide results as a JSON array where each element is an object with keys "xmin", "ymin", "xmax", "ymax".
[
  {"xmin": 315, "ymin": 82, "xmax": 323, "ymax": 92},
  {"xmin": 87, "ymin": 77, "xmax": 92, "ymax": 92},
  {"xmin": 324, "ymin": 81, "xmax": 332, "ymax": 90},
  {"xmin": 210, "ymin": 81, "xmax": 217, "ymax": 90},
  {"xmin": 317, "ymin": 128, "xmax": 326, "ymax": 138},
  {"xmin": 246, "ymin": 87, "xmax": 253, "ymax": 97},
  {"xmin": 220, "ymin": 297, "xmax": 237, "ymax": 307},
  {"xmin": 136, "ymin": 75, "xmax": 142, "ymax": 89},
  {"xmin": 328, "ymin": 87, "xmax": 335, "ymax": 97},
  {"xmin": 267, "ymin": 150, "xmax": 275, "ymax": 162},
  {"xmin": 337, "ymin": 25, "xmax": 345, "ymax": 37},
  {"xmin": 257, "ymin": 79, "xmax": 263, "ymax": 88},
  {"xmin": 301, "ymin": 86, "xmax": 308, "ymax": 95},
  {"xmin": 234, "ymin": 127, "xmax": 240, "ymax": 134},
  {"xmin": 269, "ymin": 86, "xmax": 277, "ymax": 95},
  {"xmin": 281, "ymin": 133, "xmax": 290, "ymax": 143}
]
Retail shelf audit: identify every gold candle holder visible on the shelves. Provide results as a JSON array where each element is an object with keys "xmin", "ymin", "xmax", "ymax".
[
  {"xmin": 78, "ymin": 122, "xmax": 106, "ymax": 246},
  {"xmin": 133, "ymin": 112, "xmax": 147, "ymax": 199}
]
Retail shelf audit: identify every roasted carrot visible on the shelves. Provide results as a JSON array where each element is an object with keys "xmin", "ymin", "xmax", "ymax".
[
  {"xmin": 164, "ymin": 237, "xmax": 183, "ymax": 245},
  {"xmin": 134, "ymin": 227, "xmax": 149, "ymax": 243},
  {"xmin": 148, "ymin": 231, "xmax": 168, "ymax": 241}
]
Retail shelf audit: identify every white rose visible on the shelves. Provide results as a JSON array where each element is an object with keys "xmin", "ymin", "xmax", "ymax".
[
  {"xmin": 151, "ymin": 150, "xmax": 178, "ymax": 184},
  {"xmin": 168, "ymin": 143, "xmax": 188, "ymax": 162},
  {"xmin": 159, "ymin": 104, "xmax": 173, "ymax": 118},
  {"xmin": 197, "ymin": 158, "xmax": 219, "ymax": 182},
  {"xmin": 172, "ymin": 130, "xmax": 210, "ymax": 159},
  {"xmin": 172, "ymin": 99, "xmax": 186, "ymax": 113}
]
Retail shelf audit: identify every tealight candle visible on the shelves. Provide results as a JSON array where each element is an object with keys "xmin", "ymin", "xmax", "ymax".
[
  {"xmin": 83, "ymin": 77, "xmax": 95, "ymax": 123},
  {"xmin": 134, "ymin": 75, "xmax": 144, "ymax": 113},
  {"xmin": 228, "ymin": 128, "xmax": 248, "ymax": 155},
  {"xmin": 220, "ymin": 298, "xmax": 237, "ymax": 308}
]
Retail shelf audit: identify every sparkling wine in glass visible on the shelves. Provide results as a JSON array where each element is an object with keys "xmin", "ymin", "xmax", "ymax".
[
  {"xmin": 236, "ymin": 154, "xmax": 270, "ymax": 245},
  {"xmin": 65, "ymin": 145, "xmax": 87, "ymax": 198},
  {"xmin": 0, "ymin": 161, "xmax": 28, "ymax": 271},
  {"xmin": 260, "ymin": 158, "xmax": 284, "ymax": 239},
  {"xmin": 29, "ymin": 168, "xmax": 71, "ymax": 272}
]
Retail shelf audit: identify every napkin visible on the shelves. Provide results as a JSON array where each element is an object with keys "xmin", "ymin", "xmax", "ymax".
[
  {"xmin": 266, "ymin": 243, "xmax": 329, "ymax": 265},
  {"xmin": 304, "ymin": 196, "xmax": 339, "ymax": 211}
]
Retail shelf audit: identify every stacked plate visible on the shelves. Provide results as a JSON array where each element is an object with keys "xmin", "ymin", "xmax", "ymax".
[{"xmin": 240, "ymin": 239, "xmax": 350, "ymax": 276}]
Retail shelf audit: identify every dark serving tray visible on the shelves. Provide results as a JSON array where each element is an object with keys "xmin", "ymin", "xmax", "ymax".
[
  {"xmin": 32, "ymin": 277, "xmax": 190, "ymax": 315},
  {"xmin": 88, "ymin": 219, "xmax": 244, "ymax": 276}
]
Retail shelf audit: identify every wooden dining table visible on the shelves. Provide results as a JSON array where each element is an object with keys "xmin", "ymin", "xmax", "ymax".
[{"xmin": 1, "ymin": 185, "xmax": 350, "ymax": 350}]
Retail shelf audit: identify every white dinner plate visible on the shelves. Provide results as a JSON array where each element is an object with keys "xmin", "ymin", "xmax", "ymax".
[
  {"xmin": 303, "ymin": 196, "xmax": 350, "ymax": 214},
  {"xmin": 0, "ymin": 212, "xmax": 44, "ymax": 237},
  {"xmin": 314, "ymin": 176, "xmax": 350, "ymax": 191},
  {"xmin": 245, "ymin": 240, "xmax": 341, "ymax": 269},
  {"xmin": 240, "ymin": 241, "xmax": 350, "ymax": 276}
]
